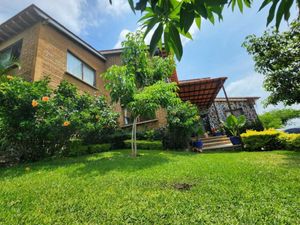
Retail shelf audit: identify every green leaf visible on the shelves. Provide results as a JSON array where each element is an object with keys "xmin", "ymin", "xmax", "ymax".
[
  {"xmin": 243, "ymin": 0, "xmax": 251, "ymax": 8},
  {"xmin": 259, "ymin": 0, "xmax": 272, "ymax": 11},
  {"xmin": 128, "ymin": 0, "xmax": 135, "ymax": 13},
  {"xmin": 204, "ymin": 0, "xmax": 228, "ymax": 6},
  {"xmin": 180, "ymin": 2, "xmax": 195, "ymax": 33},
  {"xmin": 267, "ymin": 0, "xmax": 279, "ymax": 26},
  {"xmin": 207, "ymin": 9, "xmax": 215, "ymax": 24},
  {"xmin": 283, "ymin": 0, "xmax": 293, "ymax": 21},
  {"xmin": 237, "ymin": 0, "xmax": 243, "ymax": 12},
  {"xmin": 135, "ymin": 0, "xmax": 148, "ymax": 11},
  {"xmin": 195, "ymin": 16, "xmax": 201, "ymax": 29},
  {"xmin": 194, "ymin": 0, "xmax": 208, "ymax": 19},
  {"xmin": 143, "ymin": 17, "xmax": 159, "ymax": 39},
  {"xmin": 275, "ymin": 0, "xmax": 287, "ymax": 28},
  {"xmin": 169, "ymin": 24, "xmax": 183, "ymax": 61},
  {"xmin": 150, "ymin": 23, "xmax": 163, "ymax": 55}
]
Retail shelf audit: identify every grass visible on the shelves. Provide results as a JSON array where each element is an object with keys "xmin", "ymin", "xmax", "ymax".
[{"xmin": 0, "ymin": 150, "xmax": 299, "ymax": 224}]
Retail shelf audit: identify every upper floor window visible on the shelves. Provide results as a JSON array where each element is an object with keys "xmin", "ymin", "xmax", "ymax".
[
  {"xmin": 67, "ymin": 51, "xmax": 96, "ymax": 87},
  {"xmin": 0, "ymin": 40, "xmax": 22, "ymax": 65}
]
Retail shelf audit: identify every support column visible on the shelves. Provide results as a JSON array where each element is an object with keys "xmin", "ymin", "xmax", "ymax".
[{"xmin": 222, "ymin": 85, "xmax": 233, "ymax": 115}]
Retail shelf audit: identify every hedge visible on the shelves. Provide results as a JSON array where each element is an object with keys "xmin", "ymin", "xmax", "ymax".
[
  {"xmin": 66, "ymin": 139, "xmax": 111, "ymax": 156},
  {"xmin": 279, "ymin": 133, "xmax": 300, "ymax": 150},
  {"xmin": 124, "ymin": 140, "xmax": 163, "ymax": 150},
  {"xmin": 241, "ymin": 129, "xmax": 300, "ymax": 151}
]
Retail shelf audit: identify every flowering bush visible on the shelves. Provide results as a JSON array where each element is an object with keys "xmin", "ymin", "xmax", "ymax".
[
  {"xmin": 0, "ymin": 76, "xmax": 118, "ymax": 162},
  {"xmin": 279, "ymin": 133, "xmax": 300, "ymax": 151},
  {"xmin": 241, "ymin": 129, "xmax": 285, "ymax": 151}
]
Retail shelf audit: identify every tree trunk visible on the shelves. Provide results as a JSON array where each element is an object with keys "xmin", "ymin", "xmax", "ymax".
[{"xmin": 131, "ymin": 117, "xmax": 138, "ymax": 157}]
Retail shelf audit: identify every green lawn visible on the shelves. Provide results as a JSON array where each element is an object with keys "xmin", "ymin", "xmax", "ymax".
[{"xmin": 1, "ymin": 150, "xmax": 299, "ymax": 224}]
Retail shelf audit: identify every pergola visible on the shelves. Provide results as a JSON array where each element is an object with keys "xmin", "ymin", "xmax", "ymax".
[{"xmin": 178, "ymin": 77, "xmax": 228, "ymax": 110}]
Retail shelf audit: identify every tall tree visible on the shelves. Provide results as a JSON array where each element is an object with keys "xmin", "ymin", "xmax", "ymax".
[
  {"xmin": 243, "ymin": 20, "xmax": 300, "ymax": 106},
  {"xmin": 110, "ymin": 0, "xmax": 300, "ymax": 60},
  {"xmin": 102, "ymin": 31, "xmax": 179, "ymax": 157},
  {"xmin": 259, "ymin": 109, "xmax": 300, "ymax": 128}
]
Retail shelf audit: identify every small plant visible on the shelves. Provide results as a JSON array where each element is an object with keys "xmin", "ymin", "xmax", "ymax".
[{"xmin": 222, "ymin": 115, "xmax": 246, "ymax": 137}]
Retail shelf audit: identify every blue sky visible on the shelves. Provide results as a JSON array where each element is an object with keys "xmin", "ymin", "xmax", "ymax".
[{"xmin": 0, "ymin": 0, "xmax": 299, "ymax": 118}]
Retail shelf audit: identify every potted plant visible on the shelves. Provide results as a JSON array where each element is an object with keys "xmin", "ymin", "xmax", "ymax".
[
  {"xmin": 191, "ymin": 121, "xmax": 204, "ymax": 150},
  {"xmin": 222, "ymin": 115, "xmax": 246, "ymax": 145}
]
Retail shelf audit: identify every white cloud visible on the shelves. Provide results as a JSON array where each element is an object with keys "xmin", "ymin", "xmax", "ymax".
[
  {"xmin": 97, "ymin": 0, "xmax": 130, "ymax": 16},
  {"xmin": 0, "ymin": 0, "xmax": 87, "ymax": 34},
  {"xmin": 114, "ymin": 22, "xmax": 199, "ymax": 49},
  {"xmin": 224, "ymin": 73, "xmax": 300, "ymax": 114},
  {"xmin": 182, "ymin": 23, "xmax": 200, "ymax": 46},
  {"xmin": 114, "ymin": 29, "xmax": 131, "ymax": 48}
]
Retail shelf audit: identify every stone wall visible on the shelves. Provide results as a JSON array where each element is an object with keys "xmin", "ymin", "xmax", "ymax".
[{"xmin": 208, "ymin": 100, "xmax": 259, "ymax": 130}]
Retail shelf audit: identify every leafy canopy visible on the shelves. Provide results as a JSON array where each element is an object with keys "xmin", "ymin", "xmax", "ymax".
[
  {"xmin": 102, "ymin": 31, "xmax": 178, "ymax": 156},
  {"xmin": 243, "ymin": 20, "xmax": 300, "ymax": 106},
  {"xmin": 259, "ymin": 109, "xmax": 300, "ymax": 129},
  {"xmin": 102, "ymin": 31, "xmax": 177, "ymax": 116},
  {"xmin": 110, "ymin": 0, "xmax": 299, "ymax": 60}
]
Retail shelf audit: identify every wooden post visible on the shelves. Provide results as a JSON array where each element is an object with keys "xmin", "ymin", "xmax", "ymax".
[{"xmin": 222, "ymin": 85, "xmax": 233, "ymax": 115}]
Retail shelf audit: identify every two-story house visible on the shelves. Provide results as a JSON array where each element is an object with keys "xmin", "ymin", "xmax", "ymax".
[{"xmin": 0, "ymin": 4, "xmax": 260, "ymax": 133}]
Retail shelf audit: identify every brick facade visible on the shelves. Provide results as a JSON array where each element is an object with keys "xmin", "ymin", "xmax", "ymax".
[
  {"xmin": 0, "ymin": 23, "xmax": 40, "ymax": 81},
  {"xmin": 0, "ymin": 22, "xmax": 167, "ymax": 129}
]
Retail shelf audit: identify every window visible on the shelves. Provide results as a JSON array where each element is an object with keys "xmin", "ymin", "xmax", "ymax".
[
  {"xmin": 67, "ymin": 51, "xmax": 96, "ymax": 86},
  {"xmin": 0, "ymin": 40, "xmax": 22, "ymax": 65},
  {"xmin": 225, "ymin": 108, "xmax": 244, "ymax": 117}
]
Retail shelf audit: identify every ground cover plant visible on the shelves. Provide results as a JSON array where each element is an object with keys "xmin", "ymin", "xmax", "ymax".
[{"xmin": 0, "ymin": 150, "xmax": 299, "ymax": 224}]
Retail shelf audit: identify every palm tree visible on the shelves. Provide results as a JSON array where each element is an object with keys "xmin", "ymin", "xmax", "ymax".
[{"xmin": 0, "ymin": 57, "xmax": 21, "ymax": 76}]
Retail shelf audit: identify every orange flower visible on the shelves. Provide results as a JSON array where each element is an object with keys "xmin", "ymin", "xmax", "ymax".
[
  {"xmin": 7, "ymin": 75, "xmax": 14, "ymax": 80},
  {"xmin": 42, "ymin": 96, "xmax": 49, "ymax": 102},
  {"xmin": 32, "ymin": 100, "xmax": 38, "ymax": 107},
  {"xmin": 63, "ymin": 121, "xmax": 70, "ymax": 127}
]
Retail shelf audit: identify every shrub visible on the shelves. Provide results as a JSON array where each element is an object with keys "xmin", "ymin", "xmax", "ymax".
[
  {"xmin": 241, "ymin": 129, "xmax": 284, "ymax": 151},
  {"xmin": 124, "ymin": 140, "xmax": 162, "ymax": 150},
  {"xmin": 163, "ymin": 101, "xmax": 201, "ymax": 150},
  {"xmin": 279, "ymin": 133, "xmax": 300, "ymax": 150},
  {"xmin": 0, "ymin": 76, "xmax": 118, "ymax": 162},
  {"xmin": 66, "ymin": 139, "xmax": 89, "ymax": 157},
  {"xmin": 135, "ymin": 128, "xmax": 165, "ymax": 141},
  {"xmin": 88, "ymin": 143, "xmax": 111, "ymax": 153}
]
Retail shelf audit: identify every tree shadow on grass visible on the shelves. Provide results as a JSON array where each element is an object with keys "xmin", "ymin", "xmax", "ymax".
[
  {"xmin": 69, "ymin": 150, "xmax": 172, "ymax": 177},
  {"xmin": 276, "ymin": 151, "xmax": 300, "ymax": 168},
  {"xmin": 0, "ymin": 150, "xmax": 172, "ymax": 179}
]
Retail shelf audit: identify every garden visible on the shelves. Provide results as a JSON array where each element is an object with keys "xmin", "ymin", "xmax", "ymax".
[
  {"xmin": 1, "ymin": 150, "xmax": 299, "ymax": 224},
  {"xmin": 0, "ymin": 24, "xmax": 300, "ymax": 224}
]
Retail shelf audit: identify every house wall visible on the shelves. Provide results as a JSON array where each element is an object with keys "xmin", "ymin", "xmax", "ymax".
[
  {"xmin": 0, "ymin": 23, "xmax": 41, "ymax": 81},
  {"xmin": 208, "ymin": 100, "xmax": 258, "ymax": 129}
]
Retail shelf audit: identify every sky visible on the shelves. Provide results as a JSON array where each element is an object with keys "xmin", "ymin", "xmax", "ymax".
[{"xmin": 0, "ymin": 0, "xmax": 299, "ymax": 119}]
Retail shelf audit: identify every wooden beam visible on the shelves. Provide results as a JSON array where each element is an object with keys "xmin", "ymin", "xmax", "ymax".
[
  {"xmin": 0, "ymin": 29, "xmax": 10, "ymax": 38},
  {"xmin": 222, "ymin": 85, "xmax": 233, "ymax": 115},
  {"xmin": 180, "ymin": 92, "xmax": 217, "ymax": 100},
  {"xmin": 11, "ymin": 19, "xmax": 24, "ymax": 31},
  {"xmin": 179, "ymin": 86, "xmax": 220, "ymax": 95},
  {"xmin": 18, "ymin": 15, "xmax": 31, "ymax": 27},
  {"xmin": 25, "ymin": 11, "xmax": 38, "ymax": 23},
  {"xmin": 4, "ymin": 25, "xmax": 18, "ymax": 35}
]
